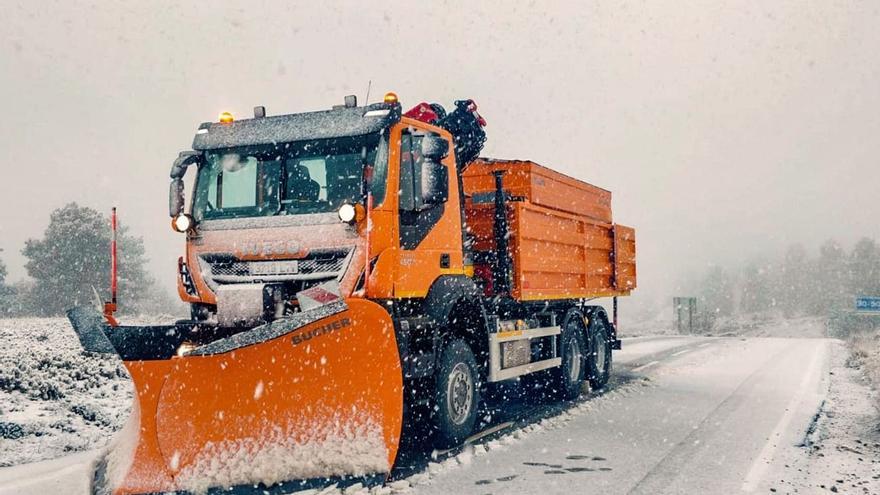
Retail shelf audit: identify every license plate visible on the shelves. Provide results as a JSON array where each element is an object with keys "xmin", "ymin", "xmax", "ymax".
[{"xmin": 250, "ymin": 260, "xmax": 299, "ymax": 276}]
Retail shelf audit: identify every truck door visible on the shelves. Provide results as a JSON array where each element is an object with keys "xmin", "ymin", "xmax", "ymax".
[{"xmin": 394, "ymin": 127, "xmax": 464, "ymax": 297}]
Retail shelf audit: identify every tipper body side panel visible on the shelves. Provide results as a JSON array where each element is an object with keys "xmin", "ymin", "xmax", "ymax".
[{"xmin": 462, "ymin": 158, "xmax": 636, "ymax": 301}]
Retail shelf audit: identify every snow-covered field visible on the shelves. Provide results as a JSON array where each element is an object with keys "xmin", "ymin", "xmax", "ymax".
[
  {"xmin": 849, "ymin": 329, "xmax": 880, "ymax": 409},
  {"xmin": 0, "ymin": 318, "xmax": 132, "ymax": 467},
  {"xmin": 788, "ymin": 339, "xmax": 880, "ymax": 493}
]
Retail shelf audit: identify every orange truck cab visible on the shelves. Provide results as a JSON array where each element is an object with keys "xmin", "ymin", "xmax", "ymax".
[{"xmin": 67, "ymin": 93, "xmax": 635, "ymax": 495}]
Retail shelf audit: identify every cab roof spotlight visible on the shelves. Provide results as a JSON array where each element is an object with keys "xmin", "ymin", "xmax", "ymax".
[{"xmin": 218, "ymin": 111, "xmax": 234, "ymax": 124}]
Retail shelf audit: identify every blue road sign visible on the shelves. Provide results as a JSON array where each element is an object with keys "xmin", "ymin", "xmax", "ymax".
[{"xmin": 856, "ymin": 296, "xmax": 880, "ymax": 312}]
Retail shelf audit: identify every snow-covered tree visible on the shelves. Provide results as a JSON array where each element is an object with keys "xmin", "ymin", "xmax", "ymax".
[
  {"xmin": 740, "ymin": 256, "xmax": 776, "ymax": 313},
  {"xmin": 694, "ymin": 237, "xmax": 880, "ymax": 320},
  {"xmin": 0, "ymin": 258, "xmax": 12, "ymax": 316},
  {"xmin": 699, "ymin": 265, "xmax": 735, "ymax": 317},
  {"xmin": 849, "ymin": 237, "xmax": 880, "ymax": 298},
  {"xmin": 813, "ymin": 239, "xmax": 849, "ymax": 314},
  {"xmin": 21, "ymin": 203, "xmax": 154, "ymax": 316},
  {"xmin": 777, "ymin": 244, "xmax": 812, "ymax": 317}
]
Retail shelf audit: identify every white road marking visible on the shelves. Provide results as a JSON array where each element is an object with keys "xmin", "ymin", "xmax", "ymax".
[
  {"xmin": 633, "ymin": 360, "xmax": 660, "ymax": 372},
  {"xmin": 672, "ymin": 349, "xmax": 690, "ymax": 356},
  {"xmin": 741, "ymin": 343, "xmax": 826, "ymax": 492},
  {"xmin": 465, "ymin": 421, "xmax": 514, "ymax": 445},
  {"xmin": 434, "ymin": 421, "xmax": 516, "ymax": 456}
]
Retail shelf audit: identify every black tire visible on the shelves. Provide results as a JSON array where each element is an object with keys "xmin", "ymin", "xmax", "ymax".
[
  {"xmin": 587, "ymin": 313, "xmax": 613, "ymax": 390},
  {"xmin": 433, "ymin": 339, "xmax": 481, "ymax": 448},
  {"xmin": 190, "ymin": 303, "xmax": 213, "ymax": 322},
  {"xmin": 544, "ymin": 309, "xmax": 588, "ymax": 400},
  {"xmin": 524, "ymin": 309, "xmax": 588, "ymax": 401}
]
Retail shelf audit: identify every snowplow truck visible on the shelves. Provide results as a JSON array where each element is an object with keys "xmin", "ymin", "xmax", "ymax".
[{"xmin": 67, "ymin": 93, "xmax": 636, "ymax": 494}]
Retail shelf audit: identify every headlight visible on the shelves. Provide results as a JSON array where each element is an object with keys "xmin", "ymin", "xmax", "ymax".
[
  {"xmin": 338, "ymin": 204, "xmax": 357, "ymax": 223},
  {"xmin": 176, "ymin": 341, "xmax": 198, "ymax": 357},
  {"xmin": 172, "ymin": 214, "xmax": 193, "ymax": 233}
]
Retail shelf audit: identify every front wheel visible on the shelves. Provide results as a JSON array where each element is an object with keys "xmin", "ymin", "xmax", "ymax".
[
  {"xmin": 587, "ymin": 314, "xmax": 613, "ymax": 389},
  {"xmin": 433, "ymin": 339, "xmax": 481, "ymax": 448}
]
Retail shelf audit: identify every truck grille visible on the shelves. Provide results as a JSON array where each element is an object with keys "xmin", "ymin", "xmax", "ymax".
[{"xmin": 199, "ymin": 249, "xmax": 352, "ymax": 287}]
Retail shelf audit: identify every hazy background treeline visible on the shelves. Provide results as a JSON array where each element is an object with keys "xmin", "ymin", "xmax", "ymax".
[
  {"xmin": 0, "ymin": 203, "xmax": 178, "ymax": 317},
  {"xmin": 684, "ymin": 238, "xmax": 880, "ymax": 331}
]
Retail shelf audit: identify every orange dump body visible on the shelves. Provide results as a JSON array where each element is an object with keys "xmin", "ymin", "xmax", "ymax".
[{"xmin": 463, "ymin": 158, "xmax": 636, "ymax": 301}]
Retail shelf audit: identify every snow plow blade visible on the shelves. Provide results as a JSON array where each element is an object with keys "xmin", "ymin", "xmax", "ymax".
[{"xmin": 67, "ymin": 298, "xmax": 404, "ymax": 495}]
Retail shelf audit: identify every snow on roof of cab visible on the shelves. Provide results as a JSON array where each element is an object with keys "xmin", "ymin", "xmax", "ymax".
[{"xmin": 193, "ymin": 103, "xmax": 401, "ymax": 151}]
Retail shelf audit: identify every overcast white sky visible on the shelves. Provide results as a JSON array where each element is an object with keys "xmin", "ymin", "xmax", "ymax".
[{"xmin": 1, "ymin": 1, "xmax": 878, "ymax": 316}]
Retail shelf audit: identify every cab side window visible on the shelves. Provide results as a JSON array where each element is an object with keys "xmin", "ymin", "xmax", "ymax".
[{"xmin": 399, "ymin": 131, "xmax": 425, "ymax": 212}]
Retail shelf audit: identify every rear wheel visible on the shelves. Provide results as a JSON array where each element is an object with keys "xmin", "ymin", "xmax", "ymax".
[
  {"xmin": 523, "ymin": 309, "xmax": 587, "ymax": 401},
  {"xmin": 545, "ymin": 309, "xmax": 588, "ymax": 400},
  {"xmin": 587, "ymin": 314, "xmax": 612, "ymax": 389},
  {"xmin": 433, "ymin": 339, "xmax": 481, "ymax": 448}
]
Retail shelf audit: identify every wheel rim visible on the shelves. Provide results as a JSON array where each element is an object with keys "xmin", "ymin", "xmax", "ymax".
[
  {"xmin": 568, "ymin": 337, "xmax": 582, "ymax": 382},
  {"xmin": 447, "ymin": 362, "xmax": 474, "ymax": 425},
  {"xmin": 594, "ymin": 329, "xmax": 607, "ymax": 375}
]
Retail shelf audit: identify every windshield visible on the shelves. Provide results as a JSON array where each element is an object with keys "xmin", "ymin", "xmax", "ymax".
[{"xmin": 193, "ymin": 135, "xmax": 385, "ymax": 220}]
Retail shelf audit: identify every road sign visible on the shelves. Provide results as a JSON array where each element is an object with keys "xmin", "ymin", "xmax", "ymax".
[{"xmin": 855, "ymin": 296, "xmax": 880, "ymax": 312}]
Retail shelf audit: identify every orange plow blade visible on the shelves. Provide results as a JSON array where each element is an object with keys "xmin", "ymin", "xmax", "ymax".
[{"xmin": 69, "ymin": 298, "xmax": 403, "ymax": 494}]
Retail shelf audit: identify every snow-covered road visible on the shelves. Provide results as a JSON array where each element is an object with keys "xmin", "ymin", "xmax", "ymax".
[
  {"xmin": 413, "ymin": 336, "xmax": 874, "ymax": 494},
  {"xmin": 0, "ymin": 450, "xmax": 98, "ymax": 495},
  {"xmin": 2, "ymin": 333, "xmax": 877, "ymax": 495}
]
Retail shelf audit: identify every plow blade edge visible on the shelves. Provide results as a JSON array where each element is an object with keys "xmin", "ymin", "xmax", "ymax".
[{"xmin": 68, "ymin": 299, "xmax": 404, "ymax": 495}]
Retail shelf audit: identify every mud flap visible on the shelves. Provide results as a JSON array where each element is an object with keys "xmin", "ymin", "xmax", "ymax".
[{"xmin": 68, "ymin": 298, "xmax": 404, "ymax": 495}]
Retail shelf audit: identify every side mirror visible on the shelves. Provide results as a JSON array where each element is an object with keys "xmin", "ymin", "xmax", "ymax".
[
  {"xmin": 417, "ymin": 135, "xmax": 450, "ymax": 207},
  {"xmin": 169, "ymin": 150, "xmax": 202, "ymax": 218},
  {"xmin": 421, "ymin": 135, "xmax": 449, "ymax": 161},
  {"xmin": 420, "ymin": 161, "xmax": 449, "ymax": 206},
  {"xmin": 169, "ymin": 178, "xmax": 185, "ymax": 217}
]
